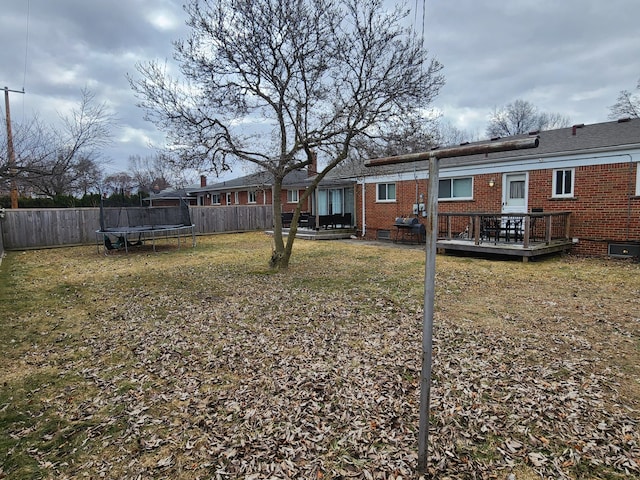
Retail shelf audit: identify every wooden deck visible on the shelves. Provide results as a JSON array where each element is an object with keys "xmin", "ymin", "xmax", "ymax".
[
  {"xmin": 436, "ymin": 237, "xmax": 573, "ymax": 261},
  {"xmin": 270, "ymin": 227, "xmax": 357, "ymax": 240},
  {"xmin": 435, "ymin": 211, "xmax": 573, "ymax": 262}
]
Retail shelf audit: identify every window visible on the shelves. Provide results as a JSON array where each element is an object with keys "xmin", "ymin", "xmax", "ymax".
[
  {"xmin": 376, "ymin": 183, "xmax": 396, "ymax": 202},
  {"xmin": 287, "ymin": 190, "xmax": 299, "ymax": 203},
  {"xmin": 552, "ymin": 169, "xmax": 574, "ymax": 198},
  {"xmin": 234, "ymin": 191, "xmax": 239, "ymax": 204},
  {"xmin": 248, "ymin": 191, "xmax": 257, "ymax": 204},
  {"xmin": 226, "ymin": 192, "xmax": 232, "ymax": 204},
  {"xmin": 317, "ymin": 188, "xmax": 350, "ymax": 214},
  {"xmin": 510, "ymin": 180, "xmax": 525, "ymax": 200},
  {"xmin": 438, "ymin": 177, "xmax": 473, "ymax": 200},
  {"xmin": 211, "ymin": 193, "xmax": 220, "ymax": 205}
]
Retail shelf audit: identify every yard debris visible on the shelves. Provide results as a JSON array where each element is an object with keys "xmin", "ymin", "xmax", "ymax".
[{"xmin": 1, "ymin": 236, "xmax": 639, "ymax": 479}]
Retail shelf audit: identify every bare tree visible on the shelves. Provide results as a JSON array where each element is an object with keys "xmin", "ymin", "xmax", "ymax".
[
  {"xmin": 74, "ymin": 157, "xmax": 104, "ymax": 197},
  {"xmin": 355, "ymin": 114, "xmax": 441, "ymax": 159},
  {"xmin": 26, "ymin": 151, "xmax": 104, "ymax": 198},
  {"xmin": 1, "ymin": 115, "xmax": 52, "ymax": 193},
  {"xmin": 128, "ymin": 153, "xmax": 174, "ymax": 193},
  {"xmin": 433, "ymin": 120, "xmax": 477, "ymax": 147},
  {"xmin": 103, "ymin": 172, "xmax": 135, "ymax": 196},
  {"xmin": 486, "ymin": 99, "xmax": 571, "ymax": 138},
  {"xmin": 130, "ymin": 0, "xmax": 444, "ymax": 269},
  {"xmin": 2, "ymin": 89, "xmax": 114, "ymax": 198},
  {"xmin": 609, "ymin": 78, "xmax": 640, "ymax": 119}
]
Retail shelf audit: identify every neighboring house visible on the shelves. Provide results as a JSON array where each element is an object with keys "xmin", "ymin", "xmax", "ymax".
[
  {"xmin": 145, "ymin": 183, "xmax": 201, "ymax": 206},
  {"xmin": 343, "ymin": 118, "xmax": 640, "ymax": 258},
  {"xmin": 189, "ymin": 168, "xmax": 314, "ymax": 212},
  {"xmin": 189, "ymin": 158, "xmax": 356, "ymax": 224}
]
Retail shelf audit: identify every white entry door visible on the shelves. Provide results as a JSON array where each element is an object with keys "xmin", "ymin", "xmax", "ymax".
[{"xmin": 502, "ymin": 173, "xmax": 527, "ymax": 214}]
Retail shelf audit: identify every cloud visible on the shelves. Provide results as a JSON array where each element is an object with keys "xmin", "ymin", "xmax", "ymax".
[
  {"xmin": 0, "ymin": 0, "xmax": 638, "ymax": 177},
  {"xmin": 145, "ymin": 9, "xmax": 183, "ymax": 32},
  {"xmin": 423, "ymin": 0, "xmax": 640, "ymax": 136}
]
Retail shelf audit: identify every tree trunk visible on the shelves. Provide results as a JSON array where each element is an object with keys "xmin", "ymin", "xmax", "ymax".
[
  {"xmin": 269, "ymin": 177, "xmax": 307, "ymax": 271},
  {"xmin": 269, "ymin": 178, "xmax": 287, "ymax": 270}
]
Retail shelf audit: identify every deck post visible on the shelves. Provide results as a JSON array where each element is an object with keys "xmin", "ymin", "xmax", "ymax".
[{"xmin": 523, "ymin": 215, "xmax": 530, "ymax": 248}]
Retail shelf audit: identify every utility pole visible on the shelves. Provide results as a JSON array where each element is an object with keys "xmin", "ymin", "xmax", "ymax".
[
  {"xmin": 365, "ymin": 136, "xmax": 539, "ymax": 474},
  {"xmin": 4, "ymin": 86, "xmax": 25, "ymax": 209}
]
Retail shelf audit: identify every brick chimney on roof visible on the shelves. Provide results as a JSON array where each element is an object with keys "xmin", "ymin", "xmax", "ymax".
[
  {"xmin": 200, "ymin": 175, "xmax": 207, "ymax": 187},
  {"xmin": 308, "ymin": 151, "xmax": 317, "ymax": 177}
]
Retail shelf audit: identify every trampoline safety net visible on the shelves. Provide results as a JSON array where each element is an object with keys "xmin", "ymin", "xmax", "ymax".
[{"xmin": 96, "ymin": 199, "xmax": 195, "ymax": 254}]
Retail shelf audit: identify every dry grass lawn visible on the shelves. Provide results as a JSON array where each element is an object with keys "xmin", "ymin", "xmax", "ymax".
[{"xmin": 0, "ymin": 232, "xmax": 639, "ymax": 479}]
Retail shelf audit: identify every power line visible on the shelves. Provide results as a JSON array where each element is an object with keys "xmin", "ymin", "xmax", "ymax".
[
  {"xmin": 421, "ymin": 0, "xmax": 426, "ymax": 41},
  {"xmin": 22, "ymin": 0, "xmax": 31, "ymax": 92},
  {"xmin": 410, "ymin": 0, "xmax": 427, "ymax": 45}
]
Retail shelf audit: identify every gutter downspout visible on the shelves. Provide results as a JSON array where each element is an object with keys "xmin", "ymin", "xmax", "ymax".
[
  {"xmin": 359, "ymin": 177, "xmax": 366, "ymax": 237},
  {"xmin": 626, "ymin": 154, "xmax": 634, "ymax": 240}
]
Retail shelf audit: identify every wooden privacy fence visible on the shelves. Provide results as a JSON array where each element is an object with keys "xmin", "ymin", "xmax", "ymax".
[
  {"xmin": 0, "ymin": 205, "xmax": 274, "ymax": 250},
  {"xmin": 189, "ymin": 205, "xmax": 273, "ymax": 235},
  {"xmin": 0, "ymin": 210, "xmax": 5, "ymax": 259}
]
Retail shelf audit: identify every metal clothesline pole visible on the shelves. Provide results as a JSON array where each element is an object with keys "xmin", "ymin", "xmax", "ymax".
[{"xmin": 365, "ymin": 136, "xmax": 539, "ymax": 474}]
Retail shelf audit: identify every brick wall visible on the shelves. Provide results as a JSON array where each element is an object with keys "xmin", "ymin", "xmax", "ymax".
[
  {"xmin": 198, "ymin": 188, "xmax": 273, "ymax": 207},
  {"xmin": 356, "ymin": 163, "xmax": 640, "ymax": 256},
  {"xmin": 280, "ymin": 189, "xmax": 311, "ymax": 213}
]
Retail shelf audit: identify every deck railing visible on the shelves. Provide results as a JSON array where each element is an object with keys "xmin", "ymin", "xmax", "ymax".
[{"xmin": 437, "ymin": 212, "xmax": 571, "ymax": 248}]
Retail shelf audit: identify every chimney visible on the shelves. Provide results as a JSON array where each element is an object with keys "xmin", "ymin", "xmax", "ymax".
[
  {"xmin": 200, "ymin": 175, "xmax": 207, "ymax": 187},
  {"xmin": 571, "ymin": 124, "xmax": 584, "ymax": 136},
  {"xmin": 308, "ymin": 151, "xmax": 317, "ymax": 177}
]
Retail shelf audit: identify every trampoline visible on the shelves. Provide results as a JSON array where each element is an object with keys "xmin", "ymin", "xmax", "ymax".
[{"xmin": 95, "ymin": 199, "xmax": 196, "ymax": 254}]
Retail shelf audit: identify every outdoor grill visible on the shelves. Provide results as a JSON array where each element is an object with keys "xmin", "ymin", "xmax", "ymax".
[{"xmin": 393, "ymin": 217, "xmax": 425, "ymax": 243}]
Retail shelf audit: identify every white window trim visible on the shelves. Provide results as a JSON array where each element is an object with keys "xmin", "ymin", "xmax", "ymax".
[
  {"xmin": 438, "ymin": 177, "xmax": 474, "ymax": 201},
  {"xmin": 287, "ymin": 189, "xmax": 299, "ymax": 203},
  {"xmin": 552, "ymin": 168, "xmax": 575, "ymax": 198},
  {"xmin": 376, "ymin": 183, "xmax": 396, "ymax": 203},
  {"xmin": 248, "ymin": 190, "xmax": 257, "ymax": 204},
  {"xmin": 212, "ymin": 193, "xmax": 221, "ymax": 205}
]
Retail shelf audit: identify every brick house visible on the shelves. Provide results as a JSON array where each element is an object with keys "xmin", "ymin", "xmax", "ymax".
[
  {"xmin": 189, "ymin": 169, "xmax": 313, "ymax": 212},
  {"xmin": 342, "ymin": 118, "xmax": 640, "ymax": 258},
  {"xmin": 148, "ymin": 118, "xmax": 640, "ymax": 258},
  {"xmin": 185, "ymin": 154, "xmax": 356, "ymax": 224}
]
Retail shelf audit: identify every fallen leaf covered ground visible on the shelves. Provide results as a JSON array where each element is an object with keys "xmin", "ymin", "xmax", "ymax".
[{"xmin": 0, "ymin": 232, "xmax": 638, "ymax": 479}]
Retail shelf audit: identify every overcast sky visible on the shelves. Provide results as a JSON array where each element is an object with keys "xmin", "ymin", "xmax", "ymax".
[{"xmin": 1, "ymin": 0, "xmax": 639, "ymax": 180}]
